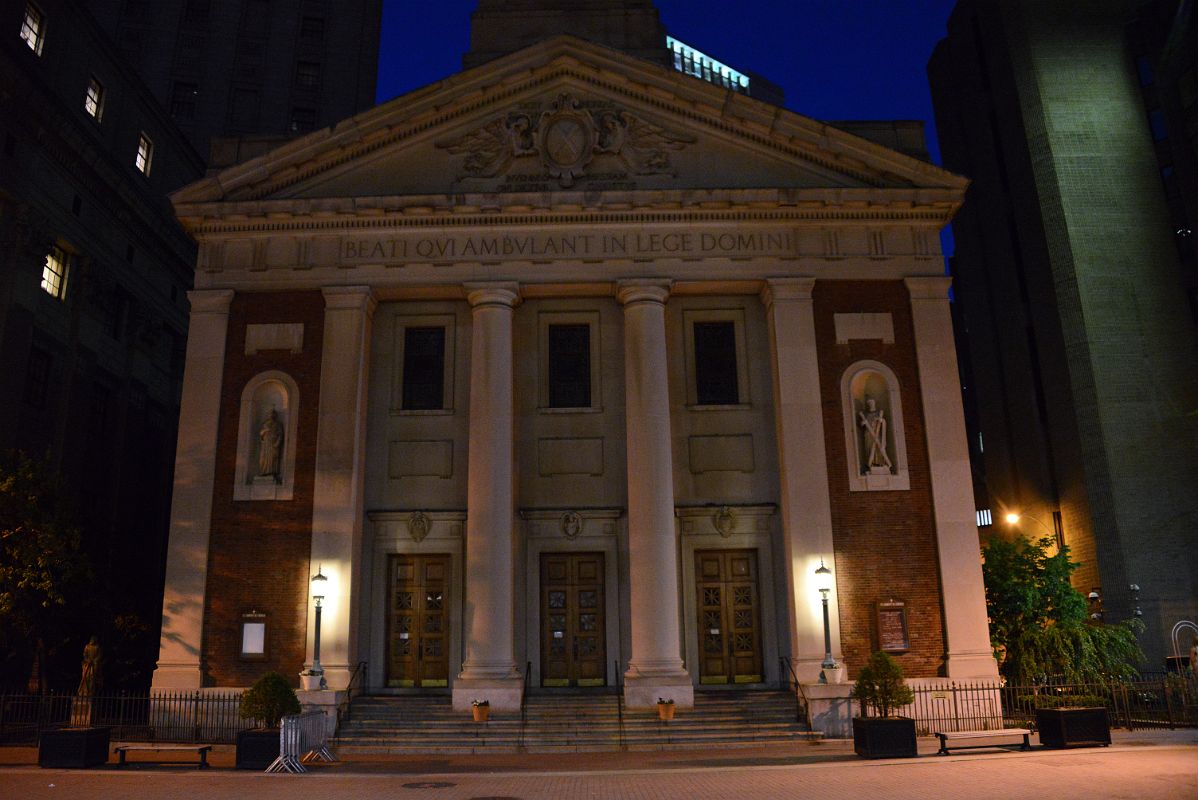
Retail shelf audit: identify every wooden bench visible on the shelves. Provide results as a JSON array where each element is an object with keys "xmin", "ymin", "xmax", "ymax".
[
  {"xmin": 934, "ymin": 728, "xmax": 1032, "ymax": 755},
  {"xmin": 114, "ymin": 744, "xmax": 213, "ymax": 768}
]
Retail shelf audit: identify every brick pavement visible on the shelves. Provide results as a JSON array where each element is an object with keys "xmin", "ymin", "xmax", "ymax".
[{"xmin": 0, "ymin": 730, "xmax": 1195, "ymax": 799}]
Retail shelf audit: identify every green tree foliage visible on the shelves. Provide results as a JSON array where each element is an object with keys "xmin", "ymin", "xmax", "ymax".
[
  {"xmin": 852, "ymin": 651, "xmax": 915, "ymax": 718},
  {"xmin": 0, "ymin": 452, "xmax": 90, "ymax": 643},
  {"xmin": 983, "ymin": 535, "xmax": 1143, "ymax": 684},
  {"xmin": 240, "ymin": 672, "xmax": 301, "ymax": 728}
]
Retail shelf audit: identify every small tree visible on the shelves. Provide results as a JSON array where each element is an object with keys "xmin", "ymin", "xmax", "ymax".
[
  {"xmin": 983, "ymin": 535, "xmax": 1143, "ymax": 684},
  {"xmin": 852, "ymin": 651, "xmax": 914, "ymax": 718},
  {"xmin": 240, "ymin": 672, "xmax": 301, "ymax": 728}
]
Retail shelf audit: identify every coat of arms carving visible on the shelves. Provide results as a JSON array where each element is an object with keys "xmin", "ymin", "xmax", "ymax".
[{"xmin": 438, "ymin": 94, "xmax": 695, "ymax": 187}]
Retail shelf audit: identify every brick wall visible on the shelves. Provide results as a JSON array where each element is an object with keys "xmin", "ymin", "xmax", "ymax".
[
  {"xmin": 815, "ymin": 280, "xmax": 947, "ymax": 678},
  {"xmin": 202, "ymin": 291, "xmax": 325, "ymax": 687}
]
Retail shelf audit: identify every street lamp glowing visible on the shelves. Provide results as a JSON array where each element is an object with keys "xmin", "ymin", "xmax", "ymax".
[
  {"xmin": 1005, "ymin": 512, "xmax": 1020, "ymax": 525},
  {"xmin": 310, "ymin": 565, "xmax": 328, "ymax": 689},
  {"xmin": 814, "ymin": 559, "xmax": 838, "ymax": 679},
  {"xmin": 311, "ymin": 564, "xmax": 327, "ymax": 602}
]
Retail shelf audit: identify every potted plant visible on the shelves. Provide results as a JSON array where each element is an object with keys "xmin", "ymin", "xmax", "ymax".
[
  {"xmin": 471, "ymin": 699, "xmax": 490, "ymax": 722},
  {"xmin": 851, "ymin": 651, "xmax": 917, "ymax": 758},
  {"xmin": 237, "ymin": 671, "xmax": 301, "ymax": 769},
  {"xmin": 656, "ymin": 697, "xmax": 676, "ymax": 721}
]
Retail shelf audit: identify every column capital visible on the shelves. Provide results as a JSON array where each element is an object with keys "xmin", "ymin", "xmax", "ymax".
[
  {"xmin": 904, "ymin": 276, "xmax": 953, "ymax": 300},
  {"xmin": 186, "ymin": 289, "xmax": 234, "ymax": 314},
  {"xmin": 616, "ymin": 279, "xmax": 672, "ymax": 307},
  {"xmin": 322, "ymin": 285, "xmax": 377, "ymax": 315},
  {"xmin": 760, "ymin": 277, "xmax": 817, "ymax": 309},
  {"xmin": 465, "ymin": 282, "xmax": 521, "ymax": 309}
]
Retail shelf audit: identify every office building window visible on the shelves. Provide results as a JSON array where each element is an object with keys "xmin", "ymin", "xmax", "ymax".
[
  {"xmin": 135, "ymin": 132, "xmax": 153, "ymax": 174},
  {"xmin": 19, "ymin": 3, "xmax": 45, "ymax": 55},
  {"xmin": 401, "ymin": 326, "xmax": 447, "ymax": 411},
  {"xmin": 84, "ymin": 77, "xmax": 104, "ymax": 121},
  {"xmin": 290, "ymin": 107, "xmax": 316, "ymax": 132},
  {"xmin": 295, "ymin": 60, "xmax": 321, "ymax": 89},
  {"xmin": 1149, "ymin": 109, "xmax": 1168, "ymax": 142},
  {"xmin": 41, "ymin": 245, "xmax": 69, "ymax": 299},
  {"xmin": 300, "ymin": 16, "xmax": 324, "ymax": 44},
  {"xmin": 693, "ymin": 321, "xmax": 739, "ymax": 405},
  {"xmin": 170, "ymin": 81, "xmax": 198, "ymax": 119},
  {"xmin": 547, "ymin": 324, "xmax": 591, "ymax": 408}
]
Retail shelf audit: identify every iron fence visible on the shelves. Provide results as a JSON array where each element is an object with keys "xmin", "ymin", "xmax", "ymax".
[
  {"xmin": 908, "ymin": 674, "xmax": 1198, "ymax": 735},
  {"xmin": 0, "ymin": 691, "xmax": 251, "ymax": 745}
]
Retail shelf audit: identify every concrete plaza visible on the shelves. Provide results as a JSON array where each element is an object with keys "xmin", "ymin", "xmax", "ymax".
[{"xmin": 1, "ymin": 729, "xmax": 1195, "ymax": 799}]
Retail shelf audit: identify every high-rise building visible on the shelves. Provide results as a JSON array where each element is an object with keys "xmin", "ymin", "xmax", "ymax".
[
  {"xmin": 82, "ymin": 0, "xmax": 383, "ymax": 160},
  {"xmin": 1, "ymin": 0, "xmax": 205, "ymax": 687},
  {"xmin": 929, "ymin": 0, "xmax": 1198, "ymax": 668}
]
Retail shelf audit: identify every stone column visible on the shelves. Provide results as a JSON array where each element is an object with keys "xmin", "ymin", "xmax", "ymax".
[
  {"xmin": 761, "ymin": 279, "xmax": 845, "ymax": 684},
  {"xmin": 152, "ymin": 289, "xmax": 234, "ymax": 689},
  {"xmin": 905, "ymin": 277, "xmax": 999, "ymax": 679},
  {"xmin": 309, "ymin": 286, "xmax": 376, "ymax": 690},
  {"xmin": 617, "ymin": 280, "xmax": 693, "ymax": 709},
  {"xmin": 453, "ymin": 283, "xmax": 524, "ymax": 712}
]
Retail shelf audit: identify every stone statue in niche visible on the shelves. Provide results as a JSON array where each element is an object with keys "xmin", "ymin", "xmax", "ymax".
[
  {"xmin": 857, "ymin": 396, "xmax": 893, "ymax": 474},
  {"xmin": 257, "ymin": 408, "xmax": 284, "ymax": 482}
]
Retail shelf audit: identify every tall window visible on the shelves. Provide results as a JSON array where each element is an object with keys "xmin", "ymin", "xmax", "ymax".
[
  {"xmin": 401, "ymin": 327, "xmax": 446, "ymax": 410},
  {"xmin": 290, "ymin": 107, "xmax": 316, "ymax": 132},
  {"xmin": 295, "ymin": 60, "xmax": 320, "ymax": 89},
  {"xmin": 19, "ymin": 3, "xmax": 45, "ymax": 55},
  {"xmin": 84, "ymin": 77, "xmax": 104, "ymax": 120},
  {"xmin": 41, "ymin": 245, "xmax": 69, "ymax": 299},
  {"xmin": 693, "ymin": 321, "xmax": 739, "ymax": 405},
  {"xmin": 24, "ymin": 347, "xmax": 51, "ymax": 406},
  {"xmin": 135, "ymin": 132, "xmax": 153, "ymax": 174},
  {"xmin": 547, "ymin": 324, "xmax": 591, "ymax": 408},
  {"xmin": 170, "ymin": 81, "xmax": 198, "ymax": 120}
]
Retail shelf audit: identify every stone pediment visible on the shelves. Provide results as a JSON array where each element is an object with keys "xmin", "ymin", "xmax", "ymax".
[{"xmin": 173, "ymin": 36, "xmax": 965, "ymax": 209}]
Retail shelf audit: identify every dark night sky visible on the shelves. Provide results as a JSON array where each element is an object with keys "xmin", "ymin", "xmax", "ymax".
[{"xmin": 375, "ymin": 1, "xmax": 961, "ymax": 161}]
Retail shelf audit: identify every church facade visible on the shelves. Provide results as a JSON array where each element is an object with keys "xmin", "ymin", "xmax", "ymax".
[{"xmin": 153, "ymin": 34, "xmax": 997, "ymax": 710}]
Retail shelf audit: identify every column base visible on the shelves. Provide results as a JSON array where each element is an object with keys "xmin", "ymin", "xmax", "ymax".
[
  {"xmin": 297, "ymin": 690, "xmax": 346, "ymax": 737},
  {"xmin": 452, "ymin": 676, "xmax": 524, "ymax": 712},
  {"xmin": 151, "ymin": 663, "xmax": 203, "ymax": 690},
  {"xmin": 944, "ymin": 650, "xmax": 1000, "ymax": 680},
  {"xmin": 803, "ymin": 682, "xmax": 855, "ymax": 738},
  {"xmin": 623, "ymin": 672, "xmax": 694, "ymax": 710}
]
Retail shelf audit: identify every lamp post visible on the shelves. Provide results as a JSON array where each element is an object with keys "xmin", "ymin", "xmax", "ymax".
[
  {"xmin": 815, "ymin": 559, "xmax": 839, "ymax": 683},
  {"xmin": 311, "ymin": 565, "xmax": 328, "ymax": 690}
]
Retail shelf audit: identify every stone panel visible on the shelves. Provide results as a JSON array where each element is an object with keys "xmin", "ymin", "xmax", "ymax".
[
  {"xmin": 537, "ymin": 437, "xmax": 604, "ymax": 476},
  {"xmin": 687, "ymin": 434, "xmax": 755, "ymax": 474},
  {"xmin": 388, "ymin": 439, "xmax": 454, "ymax": 479}
]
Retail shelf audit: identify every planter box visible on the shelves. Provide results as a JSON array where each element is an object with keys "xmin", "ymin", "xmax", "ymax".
[
  {"xmin": 236, "ymin": 728, "xmax": 280, "ymax": 770},
  {"xmin": 853, "ymin": 716, "xmax": 918, "ymax": 758},
  {"xmin": 1035, "ymin": 707, "xmax": 1111, "ymax": 749},
  {"xmin": 39, "ymin": 727, "xmax": 111, "ymax": 768}
]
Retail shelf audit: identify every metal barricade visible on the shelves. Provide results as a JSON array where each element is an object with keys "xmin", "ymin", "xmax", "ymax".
[{"xmin": 265, "ymin": 710, "xmax": 337, "ymax": 773}]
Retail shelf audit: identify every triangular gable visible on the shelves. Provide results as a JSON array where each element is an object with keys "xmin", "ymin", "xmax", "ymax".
[{"xmin": 173, "ymin": 36, "xmax": 966, "ymax": 207}]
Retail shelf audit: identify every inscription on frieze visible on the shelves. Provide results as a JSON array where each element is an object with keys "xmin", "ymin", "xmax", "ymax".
[{"xmin": 437, "ymin": 93, "xmax": 694, "ymax": 188}]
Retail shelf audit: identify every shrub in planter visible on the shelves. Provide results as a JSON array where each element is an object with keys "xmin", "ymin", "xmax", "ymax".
[
  {"xmin": 237, "ymin": 672, "xmax": 301, "ymax": 770},
  {"xmin": 1035, "ymin": 706, "xmax": 1111, "ymax": 749},
  {"xmin": 851, "ymin": 651, "xmax": 917, "ymax": 759}
]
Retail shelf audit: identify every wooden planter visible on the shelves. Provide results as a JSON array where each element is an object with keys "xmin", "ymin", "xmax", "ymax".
[
  {"xmin": 853, "ymin": 716, "xmax": 918, "ymax": 758},
  {"xmin": 472, "ymin": 705, "xmax": 491, "ymax": 722},
  {"xmin": 236, "ymin": 728, "xmax": 280, "ymax": 770},
  {"xmin": 38, "ymin": 727, "xmax": 111, "ymax": 768},
  {"xmin": 657, "ymin": 702, "xmax": 676, "ymax": 721},
  {"xmin": 1035, "ymin": 707, "xmax": 1111, "ymax": 749}
]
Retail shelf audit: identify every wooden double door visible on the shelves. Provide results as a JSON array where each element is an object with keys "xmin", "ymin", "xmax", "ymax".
[
  {"xmin": 696, "ymin": 549, "xmax": 764, "ymax": 684},
  {"xmin": 386, "ymin": 554, "xmax": 450, "ymax": 688},
  {"xmin": 540, "ymin": 553, "xmax": 606, "ymax": 687}
]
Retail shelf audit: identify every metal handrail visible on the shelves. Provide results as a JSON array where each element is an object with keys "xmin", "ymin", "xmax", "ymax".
[
  {"xmin": 335, "ymin": 660, "xmax": 368, "ymax": 733},
  {"xmin": 779, "ymin": 656, "xmax": 812, "ymax": 729},
  {"xmin": 615, "ymin": 659, "xmax": 626, "ymax": 751},
  {"xmin": 519, "ymin": 661, "xmax": 532, "ymax": 751}
]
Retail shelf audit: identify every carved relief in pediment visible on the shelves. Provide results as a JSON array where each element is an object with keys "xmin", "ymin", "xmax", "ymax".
[{"xmin": 437, "ymin": 93, "xmax": 695, "ymax": 188}]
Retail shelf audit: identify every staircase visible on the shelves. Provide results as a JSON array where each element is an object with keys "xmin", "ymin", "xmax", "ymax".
[{"xmin": 332, "ymin": 690, "xmax": 817, "ymax": 753}]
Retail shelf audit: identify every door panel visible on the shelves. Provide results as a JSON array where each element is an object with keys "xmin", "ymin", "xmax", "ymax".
[
  {"xmin": 540, "ymin": 553, "xmax": 606, "ymax": 687},
  {"xmin": 695, "ymin": 549, "xmax": 763, "ymax": 684},
  {"xmin": 386, "ymin": 554, "xmax": 450, "ymax": 688}
]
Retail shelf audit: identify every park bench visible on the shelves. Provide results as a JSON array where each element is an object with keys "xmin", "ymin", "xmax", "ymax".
[
  {"xmin": 934, "ymin": 728, "xmax": 1032, "ymax": 755},
  {"xmin": 114, "ymin": 744, "xmax": 213, "ymax": 768}
]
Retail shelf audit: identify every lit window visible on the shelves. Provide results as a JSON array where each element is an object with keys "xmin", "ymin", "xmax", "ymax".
[
  {"xmin": 19, "ymin": 3, "xmax": 45, "ymax": 55},
  {"xmin": 976, "ymin": 509, "xmax": 993, "ymax": 527},
  {"xmin": 84, "ymin": 77, "xmax": 104, "ymax": 121},
  {"xmin": 135, "ymin": 132, "xmax": 153, "ymax": 174},
  {"xmin": 41, "ymin": 245, "xmax": 69, "ymax": 299}
]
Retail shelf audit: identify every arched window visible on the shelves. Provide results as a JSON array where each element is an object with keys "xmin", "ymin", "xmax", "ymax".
[
  {"xmin": 840, "ymin": 361, "xmax": 909, "ymax": 492},
  {"xmin": 234, "ymin": 370, "xmax": 300, "ymax": 501}
]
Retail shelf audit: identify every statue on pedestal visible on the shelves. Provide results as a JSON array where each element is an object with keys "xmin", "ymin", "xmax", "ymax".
[
  {"xmin": 257, "ymin": 408, "xmax": 284, "ymax": 482},
  {"xmin": 858, "ymin": 396, "xmax": 893, "ymax": 473}
]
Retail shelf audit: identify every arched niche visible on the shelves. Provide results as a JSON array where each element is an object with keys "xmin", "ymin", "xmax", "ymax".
[
  {"xmin": 840, "ymin": 360, "xmax": 910, "ymax": 492},
  {"xmin": 234, "ymin": 370, "xmax": 300, "ymax": 501}
]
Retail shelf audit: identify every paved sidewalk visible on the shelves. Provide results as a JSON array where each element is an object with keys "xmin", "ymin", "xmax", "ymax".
[{"xmin": 1, "ymin": 729, "xmax": 1195, "ymax": 799}]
